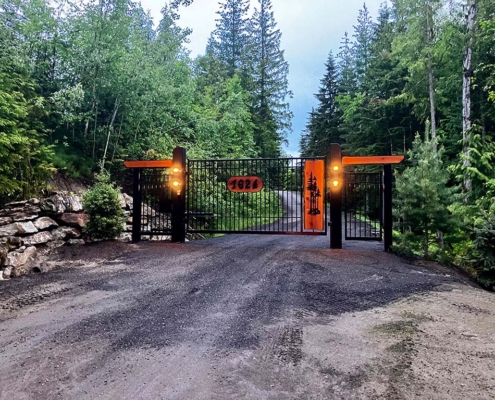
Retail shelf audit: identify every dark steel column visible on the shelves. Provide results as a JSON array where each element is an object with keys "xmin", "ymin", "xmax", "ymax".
[
  {"xmin": 328, "ymin": 144, "xmax": 343, "ymax": 249},
  {"xmin": 383, "ymin": 164, "xmax": 393, "ymax": 252},
  {"xmin": 171, "ymin": 147, "xmax": 187, "ymax": 243},
  {"xmin": 132, "ymin": 168, "xmax": 142, "ymax": 243}
]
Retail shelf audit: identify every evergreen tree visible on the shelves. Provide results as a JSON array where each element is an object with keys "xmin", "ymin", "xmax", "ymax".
[
  {"xmin": 249, "ymin": 0, "xmax": 292, "ymax": 157},
  {"xmin": 300, "ymin": 52, "xmax": 342, "ymax": 157},
  {"xmin": 352, "ymin": 4, "xmax": 375, "ymax": 90},
  {"xmin": 337, "ymin": 32, "xmax": 357, "ymax": 95},
  {"xmin": 339, "ymin": 3, "xmax": 418, "ymax": 156},
  {"xmin": 208, "ymin": 0, "xmax": 251, "ymax": 79},
  {"xmin": 394, "ymin": 136, "xmax": 455, "ymax": 258}
]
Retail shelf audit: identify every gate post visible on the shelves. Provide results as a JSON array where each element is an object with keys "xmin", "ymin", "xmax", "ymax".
[
  {"xmin": 383, "ymin": 164, "xmax": 393, "ymax": 252},
  {"xmin": 327, "ymin": 144, "xmax": 343, "ymax": 249},
  {"xmin": 171, "ymin": 147, "xmax": 187, "ymax": 243},
  {"xmin": 132, "ymin": 168, "xmax": 142, "ymax": 243}
]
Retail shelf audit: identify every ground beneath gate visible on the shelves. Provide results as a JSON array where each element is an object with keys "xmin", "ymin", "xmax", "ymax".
[{"xmin": 0, "ymin": 236, "xmax": 494, "ymax": 400}]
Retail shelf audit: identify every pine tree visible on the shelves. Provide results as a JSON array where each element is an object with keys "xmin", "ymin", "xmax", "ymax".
[
  {"xmin": 337, "ymin": 32, "xmax": 357, "ymax": 95},
  {"xmin": 352, "ymin": 4, "xmax": 375, "ymax": 90},
  {"xmin": 394, "ymin": 136, "xmax": 455, "ymax": 258},
  {"xmin": 300, "ymin": 52, "xmax": 342, "ymax": 157},
  {"xmin": 208, "ymin": 0, "xmax": 251, "ymax": 79},
  {"xmin": 340, "ymin": 4, "xmax": 418, "ymax": 156},
  {"xmin": 249, "ymin": 0, "xmax": 292, "ymax": 157}
]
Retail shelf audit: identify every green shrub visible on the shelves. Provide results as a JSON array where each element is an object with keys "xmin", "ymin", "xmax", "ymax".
[
  {"xmin": 394, "ymin": 135, "xmax": 456, "ymax": 259},
  {"xmin": 83, "ymin": 173, "xmax": 125, "ymax": 241},
  {"xmin": 465, "ymin": 185, "xmax": 495, "ymax": 289}
]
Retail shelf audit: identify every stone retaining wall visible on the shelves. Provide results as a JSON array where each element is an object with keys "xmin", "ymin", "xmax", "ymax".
[{"xmin": 0, "ymin": 192, "xmax": 133, "ymax": 280}]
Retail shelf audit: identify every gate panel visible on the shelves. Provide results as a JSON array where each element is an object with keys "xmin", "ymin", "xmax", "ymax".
[
  {"xmin": 139, "ymin": 168, "xmax": 172, "ymax": 239},
  {"xmin": 187, "ymin": 158, "xmax": 326, "ymax": 235},
  {"xmin": 344, "ymin": 172, "xmax": 383, "ymax": 241}
]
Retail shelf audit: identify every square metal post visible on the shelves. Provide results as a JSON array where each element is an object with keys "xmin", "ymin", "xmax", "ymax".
[
  {"xmin": 383, "ymin": 164, "xmax": 393, "ymax": 252},
  {"xmin": 171, "ymin": 147, "xmax": 187, "ymax": 243},
  {"xmin": 132, "ymin": 168, "xmax": 142, "ymax": 243},
  {"xmin": 327, "ymin": 144, "xmax": 342, "ymax": 249}
]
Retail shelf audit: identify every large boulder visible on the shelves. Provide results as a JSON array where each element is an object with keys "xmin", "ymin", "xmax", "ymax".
[
  {"xmin": 0, "ymin": 217, "xmax": 12, "ymax": 226},
  {"xmin": 0, "ymin": 236, "xmax": 22, "ymax": 250},
  {"xmin": 10, "ymin": 206, "xmax": 41, "ymax": 222},
  {"xmin": 67, "ymin": 239, "xmax": 85, "ymax": 246},
  {"xmin": 1, "ymin": 266, "xmax": 12, "ymax": 280},
  {"xmin": 34, "ymin": 217, "xmax": 58, "ymax": 231},
  {"xmin": 65, "ymin": 195, "xmax": 84, "ymax": 212},
  {"xmin": 51, "ymin": 226, "xmax": 81, "ymax": 240},
  {"xmin": 5, "ymin": 246, "xmax": 38, "ymax": 277},
  {"xmin": 40, "ymin": 193, "xmax": 67, "ymax": 215},
  {"xmin": 118, "ymin": 233, "xmax": 132, "ymax": 242},
  {"xmin": 4, "ymin": 200, "xmax": 29, "ymax": 207},
  {"xmin": 118, "ymin": 194, "xmax": 126, "ymax": 209},
  {"xmin": 122, "ymin": 193, "xmax": 133, "ymax": 210},
  {"xmin": 22, "ymin": 231, "xmax": 54, "ymax": 246},
  {"xmin": 0, "ymin": 223, "xmax": 20, "ymax": 237},
  {"xmin": 0, "ymin": 244, "xmax": 7, "ymax": 267},
  {"xmin": 58, "ymin": 213, "xmax": 88, "ymax": 228},
  {"xmin": 15, "ymin": 221, "xmax": 38, "ymax": 235}
]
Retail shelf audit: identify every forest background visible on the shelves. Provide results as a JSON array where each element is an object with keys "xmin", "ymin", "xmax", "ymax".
[{"xmin": 0, "ymin": 0, "xmax": 494, "ymax": 287}]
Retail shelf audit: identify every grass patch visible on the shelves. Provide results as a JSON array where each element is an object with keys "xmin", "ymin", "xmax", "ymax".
[
  {"xmin": 374, "ymin": 320, "xmax": 419, "ymax": 335},
  {"xmin": 401, "ymin": 311, "xmax": 433, "ymax": 322}
]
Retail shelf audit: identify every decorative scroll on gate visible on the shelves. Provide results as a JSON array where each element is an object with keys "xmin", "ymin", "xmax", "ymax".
[{"xmin": 304, "ymin": 160, "xmax": 325, "ymax": 231}]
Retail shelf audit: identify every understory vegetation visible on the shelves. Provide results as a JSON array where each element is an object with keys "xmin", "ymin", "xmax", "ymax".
[{"xmin": 300, "ymin": 1, "xmax": 495, "ymax": 288}]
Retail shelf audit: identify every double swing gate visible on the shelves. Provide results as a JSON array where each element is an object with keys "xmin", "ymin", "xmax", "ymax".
[
  {"xmin": 186, "ymin": 158, "xmax": 327, "ymax": 236},
  {"xmin": 126, "ymin": 145, "xmax": 400, "ymax": 249}
]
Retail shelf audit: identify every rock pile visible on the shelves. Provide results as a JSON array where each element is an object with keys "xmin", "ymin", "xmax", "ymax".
[{"xmin": 0, "ymin": 193, "xmax": 134, "ymax": 280}]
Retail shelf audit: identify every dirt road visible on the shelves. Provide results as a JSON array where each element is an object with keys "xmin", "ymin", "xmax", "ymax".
[{"xmin": 0, "ymin": 237, "xmax": 494, "ymax": 399}]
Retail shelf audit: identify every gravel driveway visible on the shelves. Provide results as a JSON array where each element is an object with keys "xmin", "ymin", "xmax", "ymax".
[{"xmin": 0, "ymin": 228, "xmax": 494, "ymax": 399}]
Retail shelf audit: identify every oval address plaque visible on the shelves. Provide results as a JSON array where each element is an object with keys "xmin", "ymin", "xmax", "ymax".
[{"xmin": 227, "ymin": 176, "xmax": 264, "ymax": 193}]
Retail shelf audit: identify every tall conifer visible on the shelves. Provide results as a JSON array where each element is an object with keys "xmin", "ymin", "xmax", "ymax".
[
  {"xmin": 300, "ymin": 52, "xmax": 342, "ymax": 157},
  {"xmin": 249, "ymin": 0, "xmax": 292, "ymax": 157}
]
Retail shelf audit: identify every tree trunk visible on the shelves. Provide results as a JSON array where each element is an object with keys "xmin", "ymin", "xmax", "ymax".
[
  {"xmin": 101, "ymin": 99, "xmax": 119, "ymax": 171},
  {"xmin": 462, "ymin": 0, "xmax": 476, "ymax": 193},
  {"xmin": 111, "ymin": 114, "xmax": 124, "ymax": 163},
  {"xmin": 426, "ymin": 0, "xmax": 437, "ymax": 150}
]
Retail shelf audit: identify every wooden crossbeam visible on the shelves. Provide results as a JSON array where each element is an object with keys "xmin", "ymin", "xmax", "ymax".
[
  {"xmin": 342, "ymin": 155, "xmax": 404, "ymax": 165},
  {"xmin": 124, "ymin": 160, "xmax": 173, "ymax": 168}
]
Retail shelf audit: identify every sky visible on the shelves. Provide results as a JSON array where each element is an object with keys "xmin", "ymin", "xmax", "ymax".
[{"xmin": 140, "ymin": 0, "xmax": 384, "ymax": 157}]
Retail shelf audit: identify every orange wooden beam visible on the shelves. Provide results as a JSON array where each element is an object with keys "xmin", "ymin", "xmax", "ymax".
[
  {"xmin": 342, "ymin": 155, "xmax": 404, "ymax": 165},
  {"xmin": 124, "ymin": 160, "xmax": 173, "ymax": 168}
]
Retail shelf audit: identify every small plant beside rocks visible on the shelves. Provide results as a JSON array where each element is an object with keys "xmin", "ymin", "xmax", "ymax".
[{"xmin": 83, "ymin": 173, "xmax": 126, "ymax": 241}]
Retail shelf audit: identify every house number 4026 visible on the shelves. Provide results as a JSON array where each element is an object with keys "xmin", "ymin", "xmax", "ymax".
[{"xmin": 227, "ymin": 176, "xmax": 264, "ymax": 193}]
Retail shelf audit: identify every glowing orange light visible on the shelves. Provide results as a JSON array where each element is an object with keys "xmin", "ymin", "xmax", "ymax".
[
  {"xmin": 172, "ymin": 167, "xmax": 180, "ymax": 173},
  {"xmin": 333, "ymin": 165, "xmax": 340, "ymax": 171},
  {"xmin": 332, "ymin": 180, "xmax": 340, "ymax": 187},
  {"xmin": 172, "ymin": 181, "xmax": 180, "ymax": 187}
]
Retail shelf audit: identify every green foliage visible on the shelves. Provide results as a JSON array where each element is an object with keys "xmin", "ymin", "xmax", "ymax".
[
  {"xmin": 300, "ymin": 52, "xmax": 342, "ymax": 157},
  {"xmin": 468, "ymin": 195, "xmax": 495, "ymax": 288},
  {"xmin": 0, "ymin": 31, "xmax": 54, "ymax": 204},
  {"xmin": 83, "ymin": 172, "xmax": 125, "ymax": 241},
  {"xmin": 394, "ymin": 136, "xmax": 456, "ymax": 258},
  {"xmin": 249, "ymin": 0, "xmax": 292, "ymax": 157},
  {"xmin": 52, "ymin": 146, "xmax": 95, "ymax": 180}
]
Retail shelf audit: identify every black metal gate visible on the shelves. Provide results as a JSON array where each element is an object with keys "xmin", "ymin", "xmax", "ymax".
[
  {"xmin": 186, "ymin": 158, "xmax": 327, "ymax": 235},
  {"xmin": 344, "ymin": 172, "xmax": 383, "ymax": 241},
  {"xmin": 132, "ymin": 168, "xmax": 173, "ymax": 240}
]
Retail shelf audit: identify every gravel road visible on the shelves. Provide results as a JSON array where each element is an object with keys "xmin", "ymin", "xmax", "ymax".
[{"xmin": 1, "ymin": 197, "xmax": 494, "ymax": 399}]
